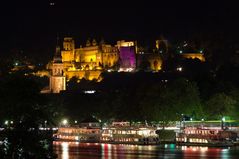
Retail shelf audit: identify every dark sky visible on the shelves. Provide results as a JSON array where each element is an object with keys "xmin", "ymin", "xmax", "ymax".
[{"xmin": 0, "ymin": 1, "xmax": 238, "ymax": 61}]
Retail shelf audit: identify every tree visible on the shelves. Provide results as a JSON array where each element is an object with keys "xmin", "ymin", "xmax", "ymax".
[
  {"xmin": 205, "ymin": 93, "xmax": 236, "ymax": 120},
  {"xmin": 0, "ymin": 74, "xmax": 56, "ymax": 158},
  {"xmin": 141, "ymin": 78, "xmax": 202, "ymax": 128}
]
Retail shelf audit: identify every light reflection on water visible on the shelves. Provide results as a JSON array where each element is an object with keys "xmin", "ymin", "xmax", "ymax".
[{"xmin": 53, "ymin": 141, "xmax": 239, "ymax": 159}]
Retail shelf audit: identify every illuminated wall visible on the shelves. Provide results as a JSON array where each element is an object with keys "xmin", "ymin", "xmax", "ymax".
[
  {"xmin": 119, "ymin": 46, "xmax": 136, "ymax": 70},
  {"xmin": 101, "ymin": 44, "xmax": 119, "ymax": 67},
  {"xmin": 137, "ymin": 53, "xmax": 163, "ymax": 71},
  {"xmin": 50, "ymin": 76, "xmax": 66, "ymax": 93},
  {"xmin": 147, "ymin": 54, "xmax": 163, "ymax": 71},
  {"xmin": 50, "ymin": 62, "xmax": 66, "ymax": 93},
  {"xmin": 63, "ymin": 37, "xmax": 75, "ymax": 51},
  {"xmin": 34, "ymin": 70, "xmax": 50, "ymax": 77},
  {"xmin": 62, "ymin": 37, "xmax": 75, "ymax": 62},
  {"xmin": 181, "ymin": 53, "xmax": 205, "ymax": 62},
  {"xmin": 65, "ymin": 70, "xmax": 102, "ymax": 81},
  {"xmin": 61, "ymin": 50, "xmax": 75, "ymax": 62},
  {"xmin": 117, "ymin": 40, "xmax": 134, "ymax": 48}
]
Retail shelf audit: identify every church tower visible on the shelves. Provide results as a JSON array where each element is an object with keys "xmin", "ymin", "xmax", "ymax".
[{"xmin": 49, "ymin": 37, "xmax": 66, "ymax": 93}]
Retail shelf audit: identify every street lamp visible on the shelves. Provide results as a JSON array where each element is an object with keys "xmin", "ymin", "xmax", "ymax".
[
  {"xmin": 221, "ymin": 117, "xmax": 225, "ymax": 130},
  {"xmin": 4, "ymin": 120, "xmax": 8, "ymax": 125},
  {"xmin": 44, "ymin": 120, "xmax": 47, "ymax": 128},
  {"xmin": 201, "ymin": 118, "xmax": 204, "ymax": 128},
  {"xmin": 62, "ymin": 119, "xmax": 68, "ymax": 126},
  {"xmin": 180, "ymin": 114, "xmax": 184, "ymax": 132}
]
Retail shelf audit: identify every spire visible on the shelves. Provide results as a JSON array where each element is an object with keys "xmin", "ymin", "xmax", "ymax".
[{"xmin": 53, "ymin": 34, "xmax": 62, "ymax": 63}]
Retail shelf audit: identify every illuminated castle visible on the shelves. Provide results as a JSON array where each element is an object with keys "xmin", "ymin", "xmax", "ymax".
[
  {"xmin": 58, "ymin": 37, "xmax": 119, "ymax": 80},
  {"xmin": 61, "ymin": 37, "xmax": 119, "ymax": 70},
  {"xmin": 44, "ymin": 37, "xmax": 205, "ymax": 93}
]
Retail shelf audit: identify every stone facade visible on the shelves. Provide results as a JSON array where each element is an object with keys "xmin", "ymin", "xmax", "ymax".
[
  {"xmin": 49, "ymin": 43, "xmax": 66, "ymax": 93},
  {"xmin": 61, "ymin": 37, "xmax": 119, "ymax": 71}
]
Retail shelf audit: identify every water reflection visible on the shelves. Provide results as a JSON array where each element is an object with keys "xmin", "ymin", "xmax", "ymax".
[
  {"xmin": 53, "ymin": 141, "xmax": 237, "ymax": 159},
  {"xmin": 62, "ymin": 142, "xmax": 69, "ymax": 159}
]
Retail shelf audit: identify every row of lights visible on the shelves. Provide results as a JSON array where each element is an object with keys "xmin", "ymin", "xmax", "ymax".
[
  {"xmin": 3, "ymin": 117, "xmax": 226, "ymax": 126},
  {"xmin": 4, "ymin": 120, "xmax": 47, "ymax": 125},
  {"xmin": 4, "ymin": 120, "xmax": 13, "ymax": 125},
  {"xmin": 3, "ymin": 119, "xmax": 78, "ymax": 126},
  {"xmin": 61, "ymin": 119, "xmax": 79, "ymax": 125},
  {"xmin": 185, "ymin": 117, "xmax": 226, "ymax": 122},
  {"xmin": 179, "ymin": 50, "xmax": 203, "ymax": 54}
]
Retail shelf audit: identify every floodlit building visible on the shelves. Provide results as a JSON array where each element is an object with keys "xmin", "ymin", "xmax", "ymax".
[
  {"xmin": 180, "ymin": 52, "xmax": 205, "ymax": 62},
  {"xmin": 44, "ymin": 37, "xmax": 205, "ymax": 93},
  {"xmin": 117, "ymin": 40, "xmax": 136, "ymax": 72},
  {"xmin": 54, "ymin": 37, "xmax": 119, "ymax": 80},
  {"xmin": 49, "ymin": 39, "xmax": 66, "ymax": 93}
]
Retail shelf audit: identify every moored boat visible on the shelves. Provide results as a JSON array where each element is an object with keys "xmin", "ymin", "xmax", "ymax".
[
  {"xmin": 176, "ymin": 127, "xmax": 237, "ymax": 147},
  {"xmin": 53, "ymin": 127, "xmax": 101, "ymax": 142},
  {"xmin": 100, "ymin": 122, "xmax": 159, "ymax": 144},
  {"xmin": 53, "ymin": 121, "xmax": 159, "ymax": 144}
]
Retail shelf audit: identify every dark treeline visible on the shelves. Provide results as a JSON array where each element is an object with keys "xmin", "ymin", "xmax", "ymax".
[
  {"xmin": 0, "ymin": 74, "xmax": 58, "ymax": 158},
  {"xmin": 62, "ymin": 57, "xmax": 239, "ymax": 126}
]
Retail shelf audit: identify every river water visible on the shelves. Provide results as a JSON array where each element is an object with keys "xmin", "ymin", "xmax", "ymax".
[{"xmin": 53, "ymin": 141, "xmax": 239, "ymax": 159}]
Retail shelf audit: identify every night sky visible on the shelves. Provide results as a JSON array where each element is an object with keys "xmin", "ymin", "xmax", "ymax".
[{"xmin": 0, "ymin": 1, "xmax": 238, "ymax": 61}]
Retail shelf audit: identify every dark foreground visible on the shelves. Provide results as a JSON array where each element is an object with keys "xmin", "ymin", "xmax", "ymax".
[{"xmin": 53, "ymin": 141, "xmax": 239, "ymax": 159}]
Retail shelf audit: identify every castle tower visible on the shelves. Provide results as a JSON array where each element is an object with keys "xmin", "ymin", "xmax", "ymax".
[
  {"xmin": 50, "ymin": 37, "xmax": 66, "ymax": 93},
  {"xmin": 61, "ymin": 37, "xmax": 75, "ymax": 63},
  {"xmin": 63, "ymin": 37, "xmax": 75, "ymax": 51}
]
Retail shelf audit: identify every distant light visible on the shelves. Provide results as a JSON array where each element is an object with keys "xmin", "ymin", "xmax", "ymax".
[
  {"xmin": 10, "ymin": 121, "xmax": 13, "ymax": 124},
  {"xmin": 45, "ymin": 120, "xmax": 47, "ymax": 124},
  {"xmin": 222, "ymin": 117, "xmax": 225, "ymax": 122},
  {"xmin": 4, "ymin": 120, "xmax": 8, "ymax": 125},
  {"xmin": 165, "ymin": 80, "xmax": 168, "ymax": 82},
  {"xmin": 177, "ymin": 67, "xmax": 183, "ymax": 72},
  {"xmin": 159, "ymin": 50, "xmax": 163, "ymax": 53},
  {"xmin": 49, "ymin": 2, "xmax": 55, "ymax": 6},
  {"xmin": 179, "ymin": 50, "xmax": 183, "ymax": 54},
  {"xmin": 74, "ymin": 120, "xmax": 78, "ymax": 124},
  {"xmin": 201, "ymin": 118, "xmax": 204, "ymax": 121},
  {"xmin": 118, "ymin": 68, "xmax": 134, "ymax": 72},
  {"xmin": 62, "ymin": 119, "xmax": 68, "ymax": 125},
  {"xmin": 200, "ymin": 50, "xmax": 203, "ymax": 53},
  {"xmin": 15, "ymin": 62, "xmax": 18, "ymax": 66},
  {"xmin": 84, "ymin": 90, "xmax": 96, "ymax": 94},
  {"xmin": 190, "ymin": 118, "xmax": 193, "ymax": 121}
]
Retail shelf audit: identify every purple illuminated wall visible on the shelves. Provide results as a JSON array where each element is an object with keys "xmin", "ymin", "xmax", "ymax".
[{"xmin": 119, "ymin": 46, "xmax": 136, "ymax": 69}]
